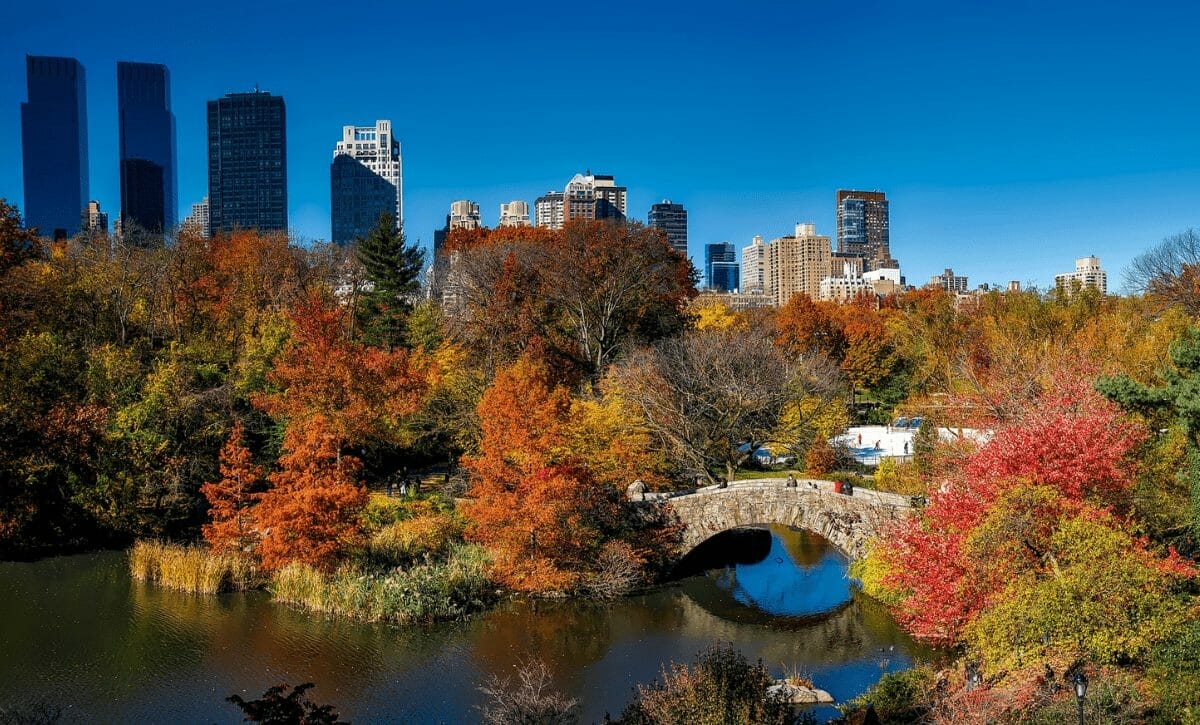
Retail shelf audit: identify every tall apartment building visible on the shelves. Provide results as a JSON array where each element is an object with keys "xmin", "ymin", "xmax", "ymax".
[
  {"xmin": 741, "ymin": 235, "xmax": 767, "ymax": 294},
  {"xmin": 705, "ymin": 242, "xmax": 739, "ymax": 292},
  {"xmin": 449, "ymin": 200, "xmax": 482, "ymax": 230},
  {"xmin": 21, "ymin": 55, "xmax": 89, "ymax": 240},
  {"xmin": 1055, "ymin": 256, "xmax": 1107, "ymax": 296},
  {"xmin": 330, "ymin": 120, "xmax": 402, "ymax": 245},
  {"xmin": 499, "ymin": 200, "xmax": 531, "ymax": 227},
  {"xmin": 765, "ymin": 223, "xmax": 832, "ymax": 306},
  {"xmin": 81, "ymin": 201, "xmax": 108, "ymax": 237},
  {"xmin": 536, "ymin": 172, "xmax": 626, "ymax": 229},
  {"xmin": 931, "ymin": 268, "xmax": 968, "ymax": 292},
  {"xmin": 118, "ymin": 62, "xmax": 177, "ymax": 234},
  {"xmin": 206, "ymin": 90, "xmax": 287, "ymax": 233},
  {"xmin": 431, "ymin": 200, "xmax": 482, "ymax": 311},
  {"xmin": 534, "ymin": 191, "xmax": 564, "ymax": 229},
  {"xmin": 648, "ymin": 200, "xmax": 688, "ymax": 256},
  {"xmin": 836, "ymin": 190, "xmax": 894, "ymax": 269},
  {"xmin": 181, "ymin": 197, "xmax": 210, "ymax": 238}
]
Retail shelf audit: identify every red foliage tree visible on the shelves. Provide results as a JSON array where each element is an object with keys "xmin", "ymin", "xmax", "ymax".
[
  {"xmin": 877, "ymin": 371, "xmax": 1147, "ymax": 644},
  {"xmin": 200, "ymin": 422, "xmax": 263, "ymax": 553},
  {"xmin": 255, "ymin": 417, "xmax": 367, "ymax": 571}
]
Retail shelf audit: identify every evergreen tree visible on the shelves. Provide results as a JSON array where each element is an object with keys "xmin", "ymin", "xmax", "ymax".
[
  {"xmin": 1097, "ymin": 325, "xmax": 1200, "ymax": 541},
  {"xmin": 354, "ymin": 212, "xmax": 424, "ymax": 348}
]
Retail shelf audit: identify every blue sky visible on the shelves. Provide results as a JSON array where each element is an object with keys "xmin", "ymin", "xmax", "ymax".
[{"xmin": 2, "ymin": 0, "xmax": 1198, "ymax": 290}]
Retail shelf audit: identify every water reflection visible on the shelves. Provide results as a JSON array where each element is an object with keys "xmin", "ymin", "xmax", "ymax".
[{"xmin": 0, "ymin": 536, "xmax": 935, "ymax": 723}]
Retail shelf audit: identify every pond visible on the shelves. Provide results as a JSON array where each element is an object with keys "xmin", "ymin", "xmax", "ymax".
[{"xmin": 0, "ymin": 525, "xmax": 934, "ymax": 722}]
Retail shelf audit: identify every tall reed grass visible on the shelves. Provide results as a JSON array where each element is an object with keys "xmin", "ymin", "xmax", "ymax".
[
  {"xmin": 271, "ymin": 543, "xmax": 493, "ymax": 624},
  {"xmin": 129, "ymin": 540, "xmax": 262, "ymax": 594}
]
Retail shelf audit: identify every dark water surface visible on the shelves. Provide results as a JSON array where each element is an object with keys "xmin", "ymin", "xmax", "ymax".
[{"xmin": 0, "ymin": 526, "xmax": 933, "ymax": 723}]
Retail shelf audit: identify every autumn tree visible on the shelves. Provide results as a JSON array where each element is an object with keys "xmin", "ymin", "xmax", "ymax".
[
  {"xmin": 354, "ymin": 213, "xmax": 424, "ymax": 348},
  {"xmin": 1125, "ymin": 228, "xmax": 1200, "ymax": 313},
  {"xmin": 463, "ymin": 353, "xmax": 622, "ymax": 592},
  {"xmin": 0, "ymin": 199, "xmax": 43, "ymax": 276},
  {"xmin": 200, "ymin": 422, "xmax": 263, "ymax": 553},
  {"xmin": 255, "ymin": 417, "xmax": 368, "ymax": 571},
  {"xmin": 613, "ymin": 328, "xmax": 840, "ymax": 483}
]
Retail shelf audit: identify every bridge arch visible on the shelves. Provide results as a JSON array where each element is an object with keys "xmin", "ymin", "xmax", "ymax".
[{"xmin": 631, "ymin": 479, "xmax": 913, "ymax": 561}]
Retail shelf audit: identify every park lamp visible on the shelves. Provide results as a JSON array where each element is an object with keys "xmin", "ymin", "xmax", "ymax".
[
  {"xmin": 1073, "ymin": 669, "xmax": 1088, "ymax": 725},
  {"xmin": 965, "ymin": 661, "xmax": 982, "ymax": 692}
]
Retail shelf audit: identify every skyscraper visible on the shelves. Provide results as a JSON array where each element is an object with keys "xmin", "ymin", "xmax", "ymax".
[
  {"xmin": 741, "ymin": 235, "xmax": 766, "ymax": 294},
  {"xmin": 207, "ymin": 90, "xmax": 287, "ymax": 233},
  {"xmin": 704, "ymin": 242, "xmax": 739, "ymax": 292},
  {"xmin": 648, "ymin": 200, "xmax": 687, "ymax": 256},
  {"xmin": 81, "ymin": 200, "xmax": 108, "ymax": 237},
  {"xmin": 118, "ymin": 62, "xmax": 176, "ymax": 234},
  {"xmin": 21, "ymin": 55, "xmax": 88, "ymax": 240},
  {"xmin": 535, "ymin": 191, "xmax": 564, "ymax": 229},
  {"xmin": 499, "ymin": 201, "xmax": 531, "ymax": 227},
  {"xmin": 330, "ymin": 120, "xmax": 402, "ymax": 245},
  {"xmin": 766, "ymin": 223, "xmax": 832, "ymax": 306},
  {"xmin": 564, "ymin": 172, "xmax": 626, "ymax": 224},
  {"xmin": 836, "ymin": 190, "xmax": 894, "ymax": 269},
  {"xmin": 182, "ymin": 197, "xmax": 210, "ymax": 239}
]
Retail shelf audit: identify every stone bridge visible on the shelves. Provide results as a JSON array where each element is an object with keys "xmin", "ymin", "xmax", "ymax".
[{"xmin": 629, "ymin": 478, "xmax": 915, "ymax": 560}]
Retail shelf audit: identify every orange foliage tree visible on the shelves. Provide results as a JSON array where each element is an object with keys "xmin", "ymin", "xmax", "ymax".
[
  {"xmin": 463, "ymin": 353, "xmax": 622, "ymax": 593},
  {"xmin": 255, "ymin": 417, "xmax": 367, "ymax": 571},
  {"xmin": 200, "ymin": 422, "xmax": 262, "ymax": 553},
  {"xmin": 252, "ymin": 291, "xmax": 427, "ymax": 445}
]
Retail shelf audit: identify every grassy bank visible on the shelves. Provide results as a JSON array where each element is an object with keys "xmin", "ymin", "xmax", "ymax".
[
  {"xmin": 270, "ymin": 543, "xmax": 494, "ymax": 624},
  {"xmin": 129, "ymin": 540, "xmax": 262, "ymax": 593}
]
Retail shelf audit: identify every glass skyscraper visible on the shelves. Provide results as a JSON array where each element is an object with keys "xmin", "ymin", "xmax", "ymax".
[
  {"xmin": 705, "ymin": 242, "xmax": 740, "ymax": 292},
  {"xmin": 21, "ymin": 55, "xmax": 88, "ymax": 240},
  {"xmin": 206, "ymin": 91, "xmax": 287, "ymax": 233},
  {"xmin": 118, "ymin": 62, "xmax": 177, "ymax": 234},
  {"xmin": 648, "ymin": 200, "xmax": 688, "ymax": 256}
]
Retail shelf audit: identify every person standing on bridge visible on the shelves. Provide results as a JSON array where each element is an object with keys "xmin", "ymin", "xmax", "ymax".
[{"xmin": 786, "ymin": 474, "xmax": 797, "ymax": 488}]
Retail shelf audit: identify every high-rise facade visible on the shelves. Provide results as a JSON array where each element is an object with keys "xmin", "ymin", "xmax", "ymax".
[
  {"xmin": 766, "ymin": 223, "xmax": 832, "ymax": 306},
  {"xmin": 449, "ymin": 200, "xmax": 482, "ymax": 230},
  {"xmin": 21, "ymin": 55, "xmax": 89, "ymax": 240},
  {"xmin": 499, "ymin": 200, "xmax": 531, "ymax": 227},
  {"xmin": 81, "ymin": 200, "xmax": 108, "ymax": 237},
  {"xmin": 741, "ymin": 235, "xmax": 767, "ymax": 294},
  {"xmin": 330, "ymin": 120, "xmax": 402, "ymax": 245},
  {"xmin": 648, "ymin": 200, "xmax": 687, "ymax": 256},
  {"xmin": 564, "ymin": 172, "xmax": 626, "ymax": 224},
  {"xmin": 535, "ymin": 191, "xmax": 564, "ymax": 229},
  {"xmin": 931, "ymin": 268, "xmax": 968, "ymax": 293},
  {"xmin": 118, "ymin": 62, "xmax": 177, "ymax": 234},
  {"xmin": 836, "ymin": 190, "xmax": 894, "ymax": 269},
  {"xmin": 1055, "ymin": 256, "xmax": 1107, "ymax": 296},
  {"xmin": 182, "ymin": 197, "xmax": 210, "ymax": 238},
  {"xmin": 206, "ymin": 90, "xmax": 287, "ymax": 233},
  {"xmin": 705, "ymin": 242, "xmax": 739, "ymax": 292}
]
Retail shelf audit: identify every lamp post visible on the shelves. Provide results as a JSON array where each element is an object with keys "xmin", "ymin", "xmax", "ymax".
[
  {"xmin": 1072, "ymin": 669, "xmax": 1088, "ymax": 725},
  {"xmin": 965, "ymin": 661, "xmax": 982, "ymax": 692}
]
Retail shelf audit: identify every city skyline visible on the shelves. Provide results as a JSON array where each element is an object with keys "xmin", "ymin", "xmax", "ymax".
[{"xmin": 2, "ymin": 1, "xmax": 1199, "ymax": 289}]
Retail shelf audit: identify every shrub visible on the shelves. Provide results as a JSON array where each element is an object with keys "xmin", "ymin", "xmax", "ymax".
[
  {"xmin": 366, "ymin": 513, "xmax": 462, "ymax": 565},
  {"xmin": 477, "ymin": 658, "xmax": 579, "ymax": 725},
  {"xmin": 610, "ymin": 643, "xmax": 793, "ymax": 725},
  {"xmin": 804, "ymin": 438, "xmax": 837, "ymax": 475},
  {"xmin": 840, "ymin": 666, "xmax": 934, "ymax": 724},
  {"xmin": 579, "ymin": 540, "xmax": 643, "ymax": 600},
  {"xmin": 129, "ymin": 540, "xmax": 261, "ymax": 594},
  {"xmin": 873, "ymin": 459, "xmax": 925, "ymax": 495},
  {"xmin": 270, "ymin": 543, "xmax": 493, "ymax": 624},
  {"xmin": 1149, "ymin": 620, "xmax": 1200, "ymax": 721},
  {"xmin": 227, "ymin": 683, "xmax": 343, "ymax": 724}
]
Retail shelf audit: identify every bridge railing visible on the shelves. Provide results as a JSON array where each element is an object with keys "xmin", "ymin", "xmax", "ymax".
[{"xmin": 634, "ymin": 477, "xmax": 914, "ymax": 509}]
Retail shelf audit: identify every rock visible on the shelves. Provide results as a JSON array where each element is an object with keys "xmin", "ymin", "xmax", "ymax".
[{"xmin": 767, "ymin": 680, "xmax": 834, "ymax": 704}]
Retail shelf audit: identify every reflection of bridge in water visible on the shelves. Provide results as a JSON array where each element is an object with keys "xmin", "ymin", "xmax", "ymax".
[{"xmin": 631, "ymin": 479, "xmax": 914, "ymax": 560}]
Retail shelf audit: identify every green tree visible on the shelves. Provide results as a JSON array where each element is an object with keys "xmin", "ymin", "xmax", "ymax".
[
  {"xmin": 1097, "ymin": 325, "xmax": 1200, "ymax": 541},
  {"xmin": 354, "ymin": 213, "xmax": 424, "ymax": 348}
]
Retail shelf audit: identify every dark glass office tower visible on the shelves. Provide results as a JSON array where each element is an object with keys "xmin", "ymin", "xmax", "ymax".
[
  {"xmin": 704, "ymin": 242, "xmax": 739, "ymax": 292},
  {"xmin": 648, "ymin": 200, "xmax": 688, "ymax": 256},
  {"xmin": 21, "ymin": 56, "xmax": 88, "ymax": 240},
  {"xmin": 118, "ymin": 62, "xmax": 177, "ymax": 234},
  {"xmin": 207, "ymin": 91, "xmax": 287, "ymax": 233}
]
